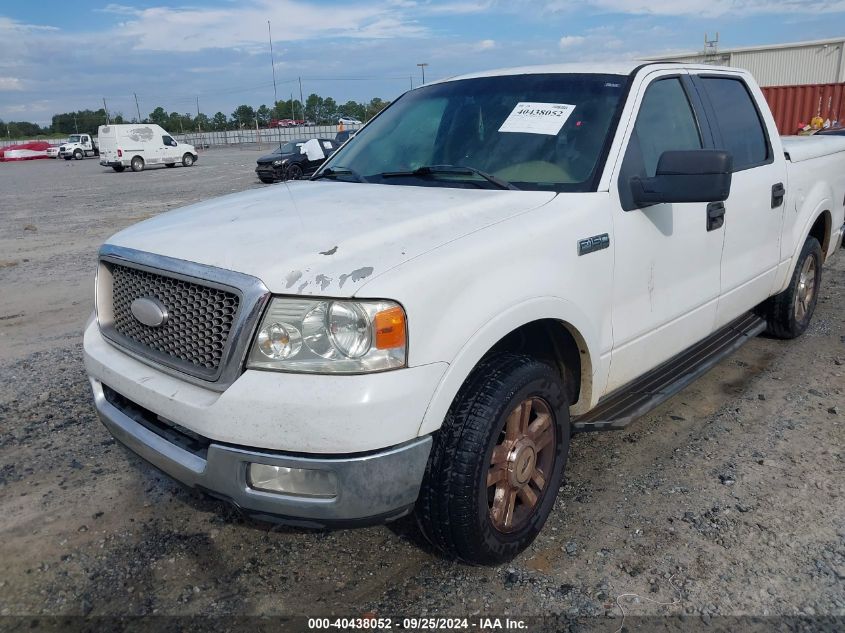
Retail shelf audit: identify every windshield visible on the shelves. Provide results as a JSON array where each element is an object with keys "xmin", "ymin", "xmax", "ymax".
[
  {"xmin": 68, "ymin": 135, "xmax": 82, "ymax": 143},
  {"xmin": 320, "ymin": 73, "xmax": 627, "ymax": 191},
  {"xmin": 275, "ymin": 141, "xmax": 304, "ymax": 154}
]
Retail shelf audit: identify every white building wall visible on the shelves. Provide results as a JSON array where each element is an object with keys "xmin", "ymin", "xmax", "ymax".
[
  {"xmin": 733, "ymin": 44, "xmax": 844, "ymax": 86},
  {"xmin": 646, "ymin": 39, "xmax": 845, "ymax": 87}
]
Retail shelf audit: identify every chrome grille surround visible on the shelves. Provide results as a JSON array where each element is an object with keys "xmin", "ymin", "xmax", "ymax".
[{"xmin": 97, "ymin": 245, "xmax": 270, "ymax": 391}]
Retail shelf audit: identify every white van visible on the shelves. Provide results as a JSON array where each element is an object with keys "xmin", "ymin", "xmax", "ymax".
[{"xmin": 98, "ymin": 124, "xmax": 197, "ymax": 173}]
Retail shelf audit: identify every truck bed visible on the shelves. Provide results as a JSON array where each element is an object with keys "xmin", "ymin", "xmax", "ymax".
[{"xmin": 782, "ymin": 135, "xmax": 845, "ymax": 162}]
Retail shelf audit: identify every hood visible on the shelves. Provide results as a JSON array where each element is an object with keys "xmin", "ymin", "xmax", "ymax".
[
  {"xmin": 106, "ymin": 181, "xmax": 556, "ymax": 296},
  {"xmin": 257, "ymin": 150, "xmax": 294, "ymax": 163}
]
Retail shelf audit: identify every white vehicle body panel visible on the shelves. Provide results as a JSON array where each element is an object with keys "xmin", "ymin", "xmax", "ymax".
[
  {"xmin": 85, "ymin": 62, "xmax": 845, "ymax": 465},
  {"xmin": 97, "ymin": 123, "xmax": 196, "ymax": 168}
]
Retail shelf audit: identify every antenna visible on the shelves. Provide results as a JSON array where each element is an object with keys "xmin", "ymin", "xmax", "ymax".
[{"xmin": 703, "ymin": 32, "xmax": 720, "ymax": 63}]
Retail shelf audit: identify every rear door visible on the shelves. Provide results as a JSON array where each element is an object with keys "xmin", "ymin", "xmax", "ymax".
[
  {"xmin": 606, "ymin": 71, "xmax": 725, "ymax": 393},
  {"xmin": 691, "ymin": 73, "xmax": 787, "ymax": 327}
]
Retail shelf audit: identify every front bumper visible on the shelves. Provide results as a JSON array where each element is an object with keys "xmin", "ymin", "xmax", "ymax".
[
  {"xmin": 91, "ymin": 378, "xmax": 433, "ymax": 526},
  {"xmin": 255, "ymin": 164, "xmax": 280, "ymax": 179}
]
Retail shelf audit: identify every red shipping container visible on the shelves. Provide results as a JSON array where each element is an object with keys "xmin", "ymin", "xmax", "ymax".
[{"xmin": 762, "ymin": 83, "xmax": 845, "ymax": 135}]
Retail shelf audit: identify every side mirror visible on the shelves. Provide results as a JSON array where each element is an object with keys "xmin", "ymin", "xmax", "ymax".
[{"xmin": 630, "ymin": 150, "xmax": 732, "ymax": 207}]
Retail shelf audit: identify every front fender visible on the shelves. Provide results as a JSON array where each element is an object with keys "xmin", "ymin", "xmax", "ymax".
[{"xmin": 417, "ymin": 296, "xmax": 607, "ymax": 437}]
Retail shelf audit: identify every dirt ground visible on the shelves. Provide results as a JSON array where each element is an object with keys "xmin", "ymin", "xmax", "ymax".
[{"xmin": 0, "ymin": 150, "xmax": 843, "ymax": 627}]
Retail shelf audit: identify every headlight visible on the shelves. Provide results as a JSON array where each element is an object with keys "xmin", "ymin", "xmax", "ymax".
[
  {"xmin": 272, "ymin": 159, "xmax": 287, "ymax": 166},
  {"xmin": 247, "ymin": 298, "xmax": 406, "ymax": 373}
]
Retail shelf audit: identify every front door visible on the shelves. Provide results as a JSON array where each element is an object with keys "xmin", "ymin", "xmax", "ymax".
[{"xmin": 605, "ymin": 71, "xmax": 725, "ymax": 393}]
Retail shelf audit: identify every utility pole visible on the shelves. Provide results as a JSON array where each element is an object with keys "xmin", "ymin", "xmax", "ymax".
[
  {"xmin": 268, "ymin": 20, "xmax": 282, "ymax": 150},
  {"xmin": 290, "ymin": 92, "xmax": 295, "ymax": 121},
  {"xmin": 196, "ymin": 96, "xmax": 203, "ymax": 149},
  {"xmin": 73, "ymin": 114, "xmax": 79, "ymax": 134},
  {"xmin": 409, "ymin": 75, "xmax": 413, "ymax": 90},
  {"xmin": 417, "ymin": 63, "xmax": 428, "ymax": 85},
  {"xmin": 298, "ymin": 76, "xmax": 304, "ymax": 121},
  {"xmin": 134, "ymin": 92, "xmax": 142, "ymax": 123},
  {"xmin": 103, "ymin": 98, "xmax": 110, "ymax": 124}
]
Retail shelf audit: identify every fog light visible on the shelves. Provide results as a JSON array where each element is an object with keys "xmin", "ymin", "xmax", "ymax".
[{"xmin": 248, "ymin": 463, "xmax": 338, "ymax": 498}]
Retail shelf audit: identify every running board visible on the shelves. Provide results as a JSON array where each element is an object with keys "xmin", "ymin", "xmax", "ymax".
[{"xmin": 572, "ymin": 312, "xmax": 767, "ymax": 433}]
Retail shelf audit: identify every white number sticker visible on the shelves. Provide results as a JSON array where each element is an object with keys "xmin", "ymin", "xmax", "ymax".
[{"xmin": 498, "ymin": 102, "xmax": 576, "ymax": 136}]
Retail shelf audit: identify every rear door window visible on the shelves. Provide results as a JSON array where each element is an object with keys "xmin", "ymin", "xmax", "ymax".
[{"xmin": 699, "ymin": 77, "xmax": 769, "ymax": 171}]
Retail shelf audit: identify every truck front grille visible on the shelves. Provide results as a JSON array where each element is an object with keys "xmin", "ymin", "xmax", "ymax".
[
  {"xmin": 96, "ymin": 246, "xmax": 269, "ymax": 390},
  {"xmin": 109, "ymin": 263, "xmax": 240, "ymax": 376}
]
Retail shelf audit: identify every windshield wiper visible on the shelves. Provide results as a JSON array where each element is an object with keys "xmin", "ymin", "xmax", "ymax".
[
  {"xmin": 379, "ymin": 165, "xmax": 519, "ymax": 190},
  {"xmin": 312, "ymin": 166, "xmax": 368, "ymax": 183}
]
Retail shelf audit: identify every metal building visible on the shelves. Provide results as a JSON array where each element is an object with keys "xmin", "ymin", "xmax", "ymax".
[{"xmin": 645, "ymin": 38, "xmax": 845, "ymax": 87}]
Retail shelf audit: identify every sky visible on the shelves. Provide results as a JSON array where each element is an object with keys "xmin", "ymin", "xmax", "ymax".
[{"xmin": 1, "ymin": 1, "xmax": 845, "ymax": 126}]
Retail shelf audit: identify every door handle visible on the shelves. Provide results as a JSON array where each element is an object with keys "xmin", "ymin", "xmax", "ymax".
[
  {"xmin": 771, "ymin": 182, "xmax": 785, "ymax": 208},
  {"xmin": 707, "ymin": 202, "xmax": 725, "ymax": 231}
]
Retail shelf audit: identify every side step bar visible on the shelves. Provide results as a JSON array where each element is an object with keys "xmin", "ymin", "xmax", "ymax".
[{"xmin": 572, "ymin": 312, "xmax": 767, "ymax": 433}]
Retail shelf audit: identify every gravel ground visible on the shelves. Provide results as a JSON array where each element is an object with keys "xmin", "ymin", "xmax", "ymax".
[{"xmin": 0, "ymin": 150, "xmax": 843, "ymax": 626}]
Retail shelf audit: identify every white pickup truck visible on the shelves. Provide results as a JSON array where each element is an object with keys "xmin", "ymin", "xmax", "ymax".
[
  {"xmin": 84, "ymin": 62, "xmax": 845, "ymax": 564},
  {"xmin": 58, "ymin": 133, "xmax": 99, "ymax": 160}
]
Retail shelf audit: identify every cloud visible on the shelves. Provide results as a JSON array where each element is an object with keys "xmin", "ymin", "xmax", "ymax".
[
  {"xmin": 0, "ymin": 16, "xmax": 58, "ymax": 32},
  {"xmin": 542, "ymin": 0, "xmax": 845, "ymax": 17},
  {"xmin": 475, "ymin": 39, "xmax": 496, "ymax": 51},
  {"xmin": 558, "ymin": 35, "xmax": 585, "ymax": 49},
  {"xmin": 108, "ymin": 0, "xmax": 429, "ymax": 52},
  {"xmin": 0, "ymin": 76, "xmax": 23, "ymax": 91}
]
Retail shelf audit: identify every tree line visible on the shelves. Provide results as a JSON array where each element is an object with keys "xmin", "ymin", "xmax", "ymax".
[{"xmin": 1, "ymin": 94, "xmax": 391, "ymax": 139}]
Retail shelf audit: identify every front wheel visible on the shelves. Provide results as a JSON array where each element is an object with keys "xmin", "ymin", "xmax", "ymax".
[
  {"xmin": 73, "ymin": 150, "xmax": 83, "ymax": 160},
  {"xmin": 757, "ymin": 236, "xmax": 823, "ymax": 339},
  {"xmin": 416, "ymin": 353, "xmax": 570, "ymax": 565},
  {"xmin": 63, "ymin": 156, "xmax": 72, "ymax": 161},
  {"xmin": 286, "ymin": 163, "xmax": 303, "ymax": 180},
  {"xmin": 182, "ymin": 153, "xmax": 195, "ymax": 167},
  {"xmin": 259, "ymin": 176, "xmax": 275, "ymax": 184}
]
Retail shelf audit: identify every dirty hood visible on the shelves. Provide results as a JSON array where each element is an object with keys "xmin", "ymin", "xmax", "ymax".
[{"xmin": 106, "ymin": 181, "xmax": 556, "ymax": 296}]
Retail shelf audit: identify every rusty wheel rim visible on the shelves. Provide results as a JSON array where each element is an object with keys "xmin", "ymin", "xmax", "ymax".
[
  {"xmin": 487, "ymin": 397, "xmax": 556, "ymax": 533},
  {"xmin": 794, "ymin": 255, "xmax": 817, "ymax": 323}
]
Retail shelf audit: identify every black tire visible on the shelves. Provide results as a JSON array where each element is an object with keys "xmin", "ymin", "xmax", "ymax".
[
  {"xmin": 73, "ymin": 150, "xmax": 83, "ymax": 160},
  {"xmin": 182, "ymin": 153, "xmax": 195, "ymax": 167},
  {"xmin": 130, "ymin": 156, "xmax": 144, "ymax": 173},
  {"xmin": 112, "ymin": 165, "xmax": 125, "ymax": 173},
  {"xmin": 63, "ymin": 156, "xmax": 72, "ymax": 161},
  {"xmin": 286, "ymin": 163, "xmax": 303, "ymax": 180},
  {"xmin": 757, "ymin": 236, "xmax": 823, "ymax": 339},
  {"xmin": 165, "ymin": 163, "xmax": 176, "ymax": 168},
  {"xmin": 416, "ymin": 353, "xmax": 570, "ymax": 565},
  {"xmin": 259, "ymin": 176, "xmax": 275, "ymax": 184}
]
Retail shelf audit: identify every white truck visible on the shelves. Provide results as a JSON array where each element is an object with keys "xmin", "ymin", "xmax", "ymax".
[
  {"xmin": 58, "ymin": 133, "xmax": 99, "ymax": 160},
  {"xmin": 84, "ymin": 63, "xmax": 845, "ymax": 564},
  {"xmin": 98, "ymin": 123, "xmax": 197, "ymax": 173}
]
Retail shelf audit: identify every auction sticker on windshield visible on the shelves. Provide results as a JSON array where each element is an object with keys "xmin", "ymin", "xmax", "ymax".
[{"xmin": 498, "ymin": 102, "xmax": 576, "ymax": 135}]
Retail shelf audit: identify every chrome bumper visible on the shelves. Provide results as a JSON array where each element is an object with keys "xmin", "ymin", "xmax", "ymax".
[{"xmin": 90, "ymin": 378, "xmax": 432, "ymax": 527}]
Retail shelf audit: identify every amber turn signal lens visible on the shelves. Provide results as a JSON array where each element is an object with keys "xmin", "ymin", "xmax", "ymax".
[{"xmin": 374, "ymin": 306, "xmax": 406, "ymax": 350}]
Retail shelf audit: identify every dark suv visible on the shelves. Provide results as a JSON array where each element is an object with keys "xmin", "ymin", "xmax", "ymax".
[{"xmin": 255, "ymin": 138, "xmax": 338, "ymax": 183}]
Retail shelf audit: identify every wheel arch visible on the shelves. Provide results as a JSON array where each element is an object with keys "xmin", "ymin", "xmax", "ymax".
[{"xmin": 417, "ymin": 297, "xmax": 601, "ymax": 438}]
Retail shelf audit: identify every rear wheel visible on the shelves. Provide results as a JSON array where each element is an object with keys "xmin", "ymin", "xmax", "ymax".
[
  {"xmin": 757, "ymin": 236, "xmax": 822, "ymax": 339},
  {"xmin": 112, "ymin": 165, "xmax": 125, "ymax": 173},
  {"xmin": 130, "ymin": 156, "xmax": 144, "ymax": 172},
  {"xmin": 182, "ymin": 153, "xmax": 195, "ymax": 167},
  {"xmin": 416, "ymin": 353, "xmax": 570, "ymax": 565}
]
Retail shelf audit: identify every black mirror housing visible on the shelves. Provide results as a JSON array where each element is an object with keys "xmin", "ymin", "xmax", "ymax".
[{"xmin": 631, "ymin": 150, "xmax": 733, "ymax": 207}]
